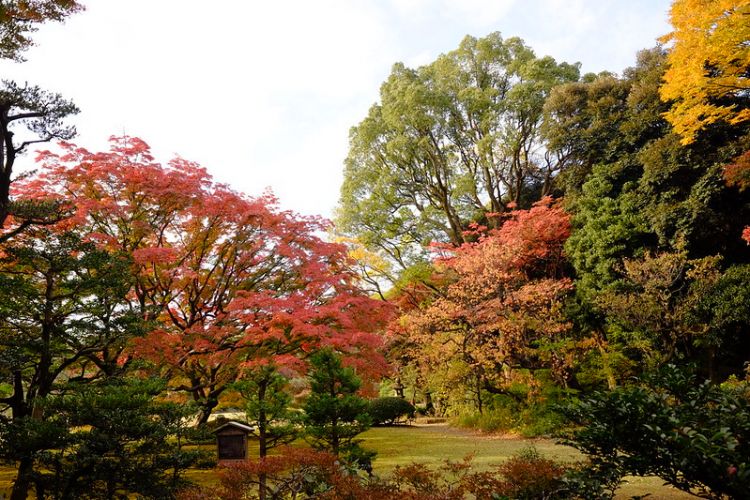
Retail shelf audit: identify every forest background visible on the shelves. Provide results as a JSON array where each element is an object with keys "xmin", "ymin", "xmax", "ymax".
[{"xmin": 0, "ymin": 1, "xmax": 749, "ymax": 499}]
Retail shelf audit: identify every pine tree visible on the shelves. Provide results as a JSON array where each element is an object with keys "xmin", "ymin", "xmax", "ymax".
[{"xmin": 302, "ymin": 349, "xmax": 374, "ymax": 472}]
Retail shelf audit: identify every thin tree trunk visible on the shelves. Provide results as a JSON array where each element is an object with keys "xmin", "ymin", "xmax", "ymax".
[
  {"xmin": 475, "ymin": 373, "xmax": 483, "ymax": 415},
  {"xmin": 11, "ymin": 457, "xmax": 33, "ymax": 500},
  {"xmin": 394, "ymin": 376, "xmax": 405, "ymax": 398},
  {"xmin": 258, "ymin": 379, "xmax": 268, "ymax": 500}
]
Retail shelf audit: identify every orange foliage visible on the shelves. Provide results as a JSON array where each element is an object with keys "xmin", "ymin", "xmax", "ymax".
[{"xmin": 400, "ymin": 197, "xmax": 574, "ymax": 398}]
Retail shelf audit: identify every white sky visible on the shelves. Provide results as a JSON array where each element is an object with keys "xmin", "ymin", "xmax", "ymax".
[{"xmin": 0, "ymin": 0, "xmax": 672, "ymax": 219}]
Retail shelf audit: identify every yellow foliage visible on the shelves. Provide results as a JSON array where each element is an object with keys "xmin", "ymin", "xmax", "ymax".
[
  {"xmin": 333, "ymin": 235, "xmax": 392, "ymax": 273},
  {"xmin": 660, "ymin": 0, "xmax": 750, "ymax": 143}
]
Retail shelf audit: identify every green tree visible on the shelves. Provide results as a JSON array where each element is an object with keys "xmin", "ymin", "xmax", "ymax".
[
  {"xmin": 0, "ymin": 0, "xmax": 81, "ymax": 236},
  {"xmin": 234, "ymin": 365, "xmax": 300, "ymax": 500},
  {"xmin": 0, "ymin": 228, "xmax": 140, "ymax": 500},
  {"xmin": 550, "ymin": 47, "xmax": 750, "ymax": 384},
  {"xmin": 302, "ymin": 349, "xmax": 373, "ymax": 471},
  {"xmin": 0, "ymin": 378, "xmax": 200, "ymax": 500},
  {"xmin": 235, "ymin": 365, "xmax": 299, "ymax": 459},
  {"xmin": 367, "ymin": 397, "xmax": 415, "ymax": 426},
  {"xmin": 563, "ymin": 365, "xmax": 750, "ymax": 499},
  {"xmin": 595, "ymin": 252, "xmax": 723, "ymax": 377},
  {"xmin": 557, "ymin": 47, "xmax": 749, "ymax": 296},
  {"xmin": 0, "ymin": 81, "xmax": 79, "ymax": 238},
  {"xmin": 337, "ymin": 32, "xmax": 579, "ymax": 276}
]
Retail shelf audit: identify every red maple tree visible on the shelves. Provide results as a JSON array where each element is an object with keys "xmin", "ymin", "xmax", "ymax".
[
  {"xmin": 26, "ymin": 136, "xmax": 392, "ymax": 423},
  {"xmin": 399, "ymin": 197, "xmax": 574, "ymax": 411}
]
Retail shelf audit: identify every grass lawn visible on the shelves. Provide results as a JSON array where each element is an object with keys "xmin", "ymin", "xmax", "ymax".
[
  {"xmin": 360, "ymin": 422, "xmax": 694, "ymax": 500},
  {"xmin": 1, "ymin": 423, "xmax": 696, "ymax": 499},
  {"xmin": 362, "ymin": 423, "xmax": 579, "ymax": 472}
]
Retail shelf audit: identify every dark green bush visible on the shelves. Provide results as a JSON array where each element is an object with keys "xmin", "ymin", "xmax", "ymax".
[
  {"xmin": 561, "ymin": 365, "xmax": 750, "ymax": 499},
  {"xmin": 367, "ymin": 397, "xmax": 415, "ymax": 426}
]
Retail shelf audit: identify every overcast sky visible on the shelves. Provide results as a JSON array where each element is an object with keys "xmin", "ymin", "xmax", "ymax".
[{"xmin": 1, "ymin": 0, "xmax": 672, "ymax": 219}]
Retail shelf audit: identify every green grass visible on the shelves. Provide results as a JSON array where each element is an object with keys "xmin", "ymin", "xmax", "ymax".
[
  {"xmin": 360, "ymin": 423, "xmax": 694, "ymax": 499},
  {"xmin": 361, "ymin": 423, "xmax": 580, "ymax": 473},
  {"xmin": 0, "ymin": 423, "xmax": 697, "ymax": 499}
]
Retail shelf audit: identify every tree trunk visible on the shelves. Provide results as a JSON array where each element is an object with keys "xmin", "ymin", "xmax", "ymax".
[
  {"xmin": 11, "ymin": 457, "xmax": 33, "ymax": 500},
  {"xmin": 394, "ymin": 376, "xmax": 405, "ymax": 398},
  {"xmin": 258, "ymin": 379, "xmax": 268, "ymax": 500},
  {"xmin": 0, "ymin": 104, "xmax": 13, "ymax": 230},
  {"xmin": 423, "ymin": 390, "xmax": 434, "ymax": 415},
  {"xmin": 475, "ymin": 373, "xmax": 483, "ymax": 415},
  {"xmin": 194, "ymin": 395, "xmax": 220, "ymax": 427}
]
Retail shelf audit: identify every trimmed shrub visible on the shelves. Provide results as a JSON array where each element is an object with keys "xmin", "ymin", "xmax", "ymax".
[{"xmin": 367, "ymin": 397, "xmax": 416, "ymax": 425}]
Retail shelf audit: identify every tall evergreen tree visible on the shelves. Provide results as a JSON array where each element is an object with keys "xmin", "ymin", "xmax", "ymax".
[{"xmin": 302, "ymin": 349, "xmax": 374, "ymax": 471}]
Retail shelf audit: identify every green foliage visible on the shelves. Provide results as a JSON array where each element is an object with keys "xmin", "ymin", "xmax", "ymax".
[
  {"xmin": 692, "ymin": 264, "xmax": 750, "ymax": 342},
  {"xmin": 595, "ymin": 252, "xmax": 719, "ymax": 373},
  {"xmin": 0, "ymin": 230, "xmax": 139, "ymax": 396},
  {"xmin": 303, "ymin": 349, "xmax": 374, "ymax": 470},
  {"xmin": 453, "ymin": 408, "xmax": 517, "ymax": 433},
  {"xmin": 233, "ymin": 365, "xmax": 299, "ymax": 457},
  {"xmin": 559, "ymin": 463, "xmax": 622, "ymax": 500},
  {"xmin": 0, "ymin": 229, "xmax": 150, "ymax": 499},
  {"xmin": 557, "ymin": 51, "xmax": 669, "ymax": 302},
  {"xmin": 543, "ymin": 48, "xmax": 669, "ymax": 197},
  {"xmin": 556, "ymin": 44, "xmax": 750, "ymax": 386},
  {"xmin": 564, "ymin": 169, "xmax": 651, "ymax": 300},
  {"xmin": 562, "ymin": 365, "xmax": 750, "ymax": 499},
  {"xmin": 0, "ymin": 1, "xmax": 81, "ymax": 237},
  {"xmin": 449, "ymin": 377, "xmax": 572, "ymax": 437},
  {"xmin": 367, "ymin": 397, "xmax": 415, "ymax": 426},
  {"xmin": 0, "ymin": 80, "xmax": 79, "ymax": 232},
  {"xmin": 337, "ymin": 32, "xmax": 579, "ymax": 279},
  {"xmin": 0, "ymin": 80, "xmax": 78, "ymax": 142},
  {"xmin": 1, "ymin": 378, "xmax": 201, "ymax": 499}
]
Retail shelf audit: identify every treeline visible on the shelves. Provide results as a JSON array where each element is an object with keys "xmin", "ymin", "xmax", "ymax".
[
  {"xmin": 338, "ymin": 0, "xmax": 750, "ymax": 412},
  {"xmin": 336, "ymin": 2, "xmax": 750, "ymax": 494},
  {"xmin": 0, "ymin": 0, "xmax": 748, "ymax": 498}
]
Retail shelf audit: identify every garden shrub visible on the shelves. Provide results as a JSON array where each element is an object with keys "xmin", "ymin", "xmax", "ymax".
[
  {"xmin": 368, "ymin": 397, "xmax": 416, "ymax": 425},
  {"xmin": 452, "ymin": 408, "xmax": 517, "ymax": 433},
  {"xmin": 0, "ymin": 378, "xmax": 203, "ymax": 500},
  {"xmin": 178, "ymin": 447, "xmax": 574, "ymax": 499},
  {"xmin": 494, "ymin": 446, "xmax": 568, "ymax": 499},
  {"xmin": 177, "ymin": 446, "xmax": 395, "ymax": 500},
  {"xmin": 561, "ymin": 364, "xmax": 750, "ymax": 499}
]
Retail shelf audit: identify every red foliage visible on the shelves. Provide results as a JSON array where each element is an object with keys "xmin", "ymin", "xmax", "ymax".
[
  {"xmin": 401, "ymin": 197, "xmax": 574, "ymax": 395},
  {"xmin": 24, "ymin": 136, "xmax": 393, "ymax": 419},
  {"xmin": 723, "ymin": 151, "xmax": 750, "ymax": 244},
  {"xmin": 177, "ymin": 447, "xmax": 569, "ymax": 500},
  {"xmin": 724, "ymin": 151, "xmax": 750, "ymax": 191},
  {"xmin": 179, "ymin": 446, "xmax": 396, "ymax": 500},
  {"xmin": 494, "ymin": 450, "xmax": 567, "ymax": 498}
]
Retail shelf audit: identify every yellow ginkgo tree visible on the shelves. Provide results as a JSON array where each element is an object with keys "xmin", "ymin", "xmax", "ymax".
[{"xmin": 660, "ymin": 0, "xmax": 750, "ymax": 144}]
